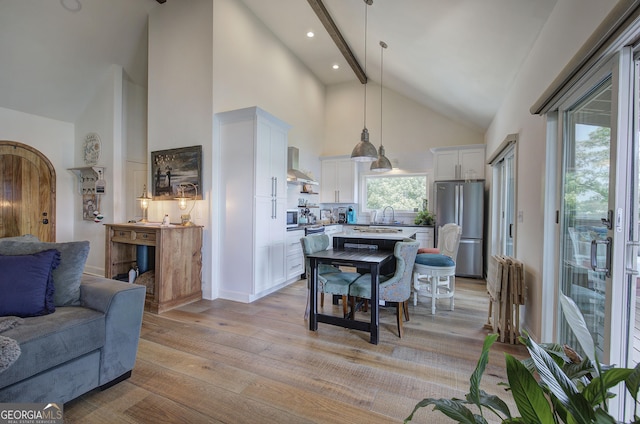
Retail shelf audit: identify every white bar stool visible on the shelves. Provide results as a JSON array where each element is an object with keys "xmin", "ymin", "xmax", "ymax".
[{"xmin": 413, "ymin": 255, "xmax": 456, "ymax": 314}]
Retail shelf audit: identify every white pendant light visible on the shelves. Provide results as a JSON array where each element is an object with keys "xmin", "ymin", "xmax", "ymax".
[
  {"xmin": 371, "ymin": 40, "xmax": 392, "ymax": 172},
  {"xmin": 351, "ymin": 0, "xmax": 378, "ymax": 162}
]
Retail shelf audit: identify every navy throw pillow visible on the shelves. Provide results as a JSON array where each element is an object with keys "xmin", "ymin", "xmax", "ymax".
[{"xmin": 0, "ymin": 249, "xmax": 61, "ymax": 317}]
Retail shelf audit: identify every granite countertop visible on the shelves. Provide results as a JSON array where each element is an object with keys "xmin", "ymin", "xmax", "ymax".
[
  {"xmin": 287, "ymin": 222, "xmax": 434, "ymax": 231},
  {"xmin": 333, "ymin": 226, "xmax": 418, "ymax": 240}
]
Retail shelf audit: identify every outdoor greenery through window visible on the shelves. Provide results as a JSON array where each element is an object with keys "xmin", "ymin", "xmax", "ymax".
[{"xmin": 364, "ymin": 174, "xmax": 428, "ymax": 212}]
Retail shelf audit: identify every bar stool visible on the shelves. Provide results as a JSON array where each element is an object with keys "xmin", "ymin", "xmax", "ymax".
[{"xmin": 412, "ymin": 223, "xmax": 461, "ymax": 314}]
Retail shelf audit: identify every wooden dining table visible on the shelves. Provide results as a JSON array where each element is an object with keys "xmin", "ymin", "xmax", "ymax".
[{"xmin": 307, "ymin": 248, "xmax": 395, "ymax": 344}]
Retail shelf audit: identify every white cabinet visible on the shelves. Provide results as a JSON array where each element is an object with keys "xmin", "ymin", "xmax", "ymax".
[
  {"xmin": 320, "ymin": 157, "xmax": 357, "ymax": 203},
  {"xmin": 406, "ymin": 226, "xmax": 434, "ymax": 249},
  {"xmin": 324, "ymin": 224, "xmax": 343, "ymax": 246},
  {"xmin": 286, "ymin": 229, "xmax": 305, "ymax": 282},
  {"xmin": 432, "ymin": 145, "xmax": 485, "ymax": 181},
  {"xmin": 218, "ymin": 106, "xmax": 291, "ymax": 302}
]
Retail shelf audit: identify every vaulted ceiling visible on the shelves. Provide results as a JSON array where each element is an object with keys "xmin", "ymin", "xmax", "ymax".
[{"xmin": 0, "ymin": 0, "xmax": 558, "ymax": 131}]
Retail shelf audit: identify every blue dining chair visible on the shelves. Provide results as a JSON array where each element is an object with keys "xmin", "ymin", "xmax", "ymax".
[
  {"xmin": 301, "ymin": 234, "xmax": 360, "ymax": 319},
  {"xmin": 348, "ymin": 239, "xmax": 419, "ymax": 337}
]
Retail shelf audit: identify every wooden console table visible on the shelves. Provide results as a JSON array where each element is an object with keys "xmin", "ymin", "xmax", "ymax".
[{"xmin": 105, "ymin": 223, "xmax": 203, "ymax": 313}]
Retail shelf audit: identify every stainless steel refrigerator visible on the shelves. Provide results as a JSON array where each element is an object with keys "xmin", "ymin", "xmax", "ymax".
[{"xmin": 434, "ymin": 180, "xmax": 484, "ymax": 278}]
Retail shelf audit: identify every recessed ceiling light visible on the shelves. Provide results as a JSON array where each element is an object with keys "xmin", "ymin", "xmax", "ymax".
[
  {"xmin": 332, "ymin": 64, "xmax": 340, "ymax": 70},
  {"xmin": 306, "ymin": 31, "xmax": 315, "ymax": 38}
]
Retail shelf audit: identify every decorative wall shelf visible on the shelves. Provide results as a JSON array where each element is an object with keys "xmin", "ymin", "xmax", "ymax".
[{"xmin": 68, "ymin": 166, "xmax": 105, "ymax": 195}]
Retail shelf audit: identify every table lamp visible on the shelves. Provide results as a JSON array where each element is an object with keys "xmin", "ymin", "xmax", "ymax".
[
  {"xmin": 175, "ymin": 182, "xmax": 197, "ymax": 226},
  {"xmin": 137, "ymin": 184, "xmax": 152, "ymax": 222}
]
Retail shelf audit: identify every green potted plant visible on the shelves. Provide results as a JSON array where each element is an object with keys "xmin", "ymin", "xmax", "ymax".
[
  {"xmin": 414, "ymin": 199, "xmax": 435, "ymax": 226},
  {"xmin": 405, "ymin": 294, "xmax": 640, "ymax": 423}
]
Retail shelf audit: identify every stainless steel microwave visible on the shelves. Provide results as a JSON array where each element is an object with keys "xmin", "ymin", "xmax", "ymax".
[{"xmin": 286, "ymin": 209, "xmax": 299, "ymax": 228}]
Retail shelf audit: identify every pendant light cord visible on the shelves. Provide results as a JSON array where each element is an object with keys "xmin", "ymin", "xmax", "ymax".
[
  {"xmin": 363, "ymin": 1, "xmax": 369, "ymax": 129},
  {"xmin": 380, "ymin": 41, "xmax": 385, "ymax": 148}
]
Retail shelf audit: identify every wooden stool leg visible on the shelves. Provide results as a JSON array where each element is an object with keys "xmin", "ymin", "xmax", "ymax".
[
  {"xmin": 341, "ymin": 295, "xmax": 348, "ymax": 317},
  {"xmin": 396, "ymin": 302, "xmax": 404, "ymax": 338},
  {"xmin": 403, "ymin": 300, "xmax": 410, "ymax": 322}
]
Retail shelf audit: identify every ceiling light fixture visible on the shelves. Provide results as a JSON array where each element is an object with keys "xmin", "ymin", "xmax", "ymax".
[
  {"xmin": 370, "ymin": 40, "xmax": 392, "ymax": 172},
  {"xmin": 332, "ymin": 64, "xmax": 340, "ymax": 70},
  {"xmin": 350, "ymin": 0, "xmax": 377, "ymax": 163},
  {"xmin": 307, "ymin": 31, "xmax": 315, "ymax": 38}
]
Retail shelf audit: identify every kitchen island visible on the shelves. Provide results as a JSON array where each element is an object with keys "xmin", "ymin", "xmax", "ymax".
[{"xmin": 332, "ymin": 226, "xmax": 417, "ymax": 250}]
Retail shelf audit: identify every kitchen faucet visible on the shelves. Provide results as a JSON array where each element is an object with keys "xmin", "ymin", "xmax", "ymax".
[{"xmin": 382, "ymin": 206, "xmax": 394, "ymax": 224}]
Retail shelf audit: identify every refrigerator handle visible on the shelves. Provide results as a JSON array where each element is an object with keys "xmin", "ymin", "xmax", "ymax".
[
  {"xmin": 455, "ymin": 185, "xmax": 460, "ymax": 225},
  {"xmin": 459, "ymin": 184, "xmax": 464, "ymax": 225}
]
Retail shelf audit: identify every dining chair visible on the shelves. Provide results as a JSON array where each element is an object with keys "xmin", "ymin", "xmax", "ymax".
[
  {"xmin": 348, "ymin": 239, "xmax": 419, "ymax": 338},
  {"xmin": 412, "ymin": 223, "xmax": 462, "ymax": 314},
  {"xmin": 301, "ymin": 234, "xmax": 360, "ymax": 319}
]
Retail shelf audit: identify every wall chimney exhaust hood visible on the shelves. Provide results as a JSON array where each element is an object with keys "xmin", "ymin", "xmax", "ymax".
[{"xmin": 287, "ymin": 147, "xmax": 317, "ymax": 185}]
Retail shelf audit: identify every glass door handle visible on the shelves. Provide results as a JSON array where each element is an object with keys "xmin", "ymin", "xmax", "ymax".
[
  {"xmin": 626, "ymin": 240, "xmax": 640, "ymax": 275},
  {"xmin": 591, "ymin": 237, "xmax": 612, "ymax": 277}
]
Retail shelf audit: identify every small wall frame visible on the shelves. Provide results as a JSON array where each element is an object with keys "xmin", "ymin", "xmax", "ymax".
[{"xmin": 151, "ymin": 145, "xmax": 202, "ymax": 200}]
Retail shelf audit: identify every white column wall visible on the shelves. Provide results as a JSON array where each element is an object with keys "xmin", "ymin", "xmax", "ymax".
[{"xmin": 485, "ymin": 0, "xmax": 619, "ymax": 340}]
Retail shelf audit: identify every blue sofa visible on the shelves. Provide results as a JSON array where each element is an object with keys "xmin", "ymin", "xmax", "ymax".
[
  {"xmin": 0, "ymin": 236, "xmax": 146, "ymax": 404},
  {"xmin": 0, "ymin": 274, "xmax": 145, "ymax": 403}
]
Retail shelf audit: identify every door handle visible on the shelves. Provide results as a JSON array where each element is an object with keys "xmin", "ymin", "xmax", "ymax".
[
  {"xmin": 591, "ymin": 237, "xmax": 612, "ymax": 277},
  {"xmin": 601, "ymin": 210, "xmax": 613, "ymax": 229},
  {"xmin": 626, "ymin": 241, "xmax": 640, "ymax": 275}
]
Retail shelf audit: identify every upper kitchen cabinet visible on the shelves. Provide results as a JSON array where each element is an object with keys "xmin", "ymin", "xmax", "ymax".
[
  {"xmin": 217, "ymin": 106, "xmax": 290, "ymax": 302},
  {"xmin": 320, "ymin": 157, "xmax": 358, "ymax": 203},
  {"xmin": 431, "ymin": 144, "xmax": 486, "ymax": 181}
]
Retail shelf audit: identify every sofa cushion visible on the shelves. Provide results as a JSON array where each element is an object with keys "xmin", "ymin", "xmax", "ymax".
[
  {"xmin": 0, "ymin": 249, "xmax": 60, "ymax": 317},
  {"xmin": 0, "ymin": 307, "xmax": 105, "ymax": 390},
  {"xmin": 0, "ymin": 240, "xmax": 90, "ymax": 306}
]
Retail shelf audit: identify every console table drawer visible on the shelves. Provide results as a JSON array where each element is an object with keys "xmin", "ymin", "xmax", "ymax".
[
  {"xmin": 111, "ymin": 230, "xmax": 134, "ymax": 243},
  {"xmin": 111, "ymin": 229, "xmax": 157, "ymax": 244},
  {"xmin": 133, "ymin": 231, "xmax": 156, "ymax": 243}
]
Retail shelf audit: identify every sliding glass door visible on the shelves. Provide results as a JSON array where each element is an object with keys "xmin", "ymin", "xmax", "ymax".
[
  {"xmin": 491, "ymin": 145, "xmax": 516, "ymax": 257},
  {"xmin": 556, "ymin": 50, "xmax": 638, "ymax": 417},
  {"xmin": 558, "ymin": 77, "xmax": 612, "ymax": 360}
]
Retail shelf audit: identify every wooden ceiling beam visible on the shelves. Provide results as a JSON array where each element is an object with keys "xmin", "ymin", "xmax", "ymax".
[{"xmin": 307, "ymin": 0, "xmax": 368, "ymax": 84}]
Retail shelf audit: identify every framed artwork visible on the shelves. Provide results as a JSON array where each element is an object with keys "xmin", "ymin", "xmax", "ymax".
[{"xmin": 151, "ymin": 145, "xmax": 202, "ymax": 200}]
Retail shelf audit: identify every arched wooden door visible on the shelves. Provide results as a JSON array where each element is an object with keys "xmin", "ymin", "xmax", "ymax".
[{"xmin": 0, "ymin": 141, "xmax": 56, "ymax": 241}]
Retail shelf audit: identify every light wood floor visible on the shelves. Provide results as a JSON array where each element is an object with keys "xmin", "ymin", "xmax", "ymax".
[{"xmin": 64, "ymin": 278, "xmax": 527, "ymax": 423}]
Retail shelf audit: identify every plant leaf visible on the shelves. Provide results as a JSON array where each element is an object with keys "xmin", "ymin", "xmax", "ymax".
[
  {"xmin": 582, "ymin": 368, "xmax": 634, "ymax": 406},
  {"xmin": 523, "ymin": 335, "xmax": 594, "ymax": 423},
  {"xmin": 625, "ymin": 362, "xmax": 640, "ymax": 402},
  {"xmin": 593, "ymin": 406, "xmax": 617, "ymax": 423},
  {"xmin": 468, "ymin": 334, "xmax": 499, "ymax": 407},
  {"xmin": 505, "ymin": 353, "xmax": 554, "ymax": 423},
  {"xmin": 559, "ymin": 292, "xmax": 597, "ymax": 364},
  {"xmin": 476, "ymin": 389, "xmax": 511, "ymax": 420},
  {"xmin": 404, "ymin": 398, "xmax": 484, "ymax": 424}
]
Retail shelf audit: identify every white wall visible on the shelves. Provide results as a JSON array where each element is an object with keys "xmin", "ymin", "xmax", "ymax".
[
  {"xmin": 74, "ymin": 65, "xmax": 124, "ymax": 275},
  {"xmin": 148, "ymin": 0, "xmax": 213, "ymax": 296},
  {"xmin": 485, "ymin": 0, "xmax": 618, "ymax": 340},
  {"xmin": 325, "ymin": 80, "xmax": 484, "ymax": 172},
  {"xmin": 212, "ymin": 0, "xmax": 327, "ymax": 178},
  {"xmin": 0, "ymin": 107, "xmax": 75, "ymax": 241},
  {"xmin": 148, "ymin": 0, "xmax": 328, "ymax": 299}
]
